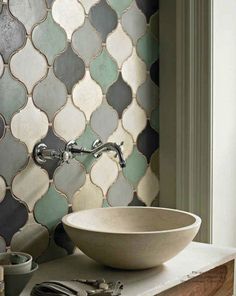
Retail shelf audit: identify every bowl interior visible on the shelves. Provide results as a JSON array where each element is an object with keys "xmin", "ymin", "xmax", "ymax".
[{"xmin": 63, "ymin": 207, "xmax": 199, "ymax": 233}]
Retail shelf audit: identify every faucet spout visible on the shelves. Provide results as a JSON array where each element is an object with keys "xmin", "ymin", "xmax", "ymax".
[{"xmin": 70, "ymin": 141, "xmax": 126, "ymax": 168}]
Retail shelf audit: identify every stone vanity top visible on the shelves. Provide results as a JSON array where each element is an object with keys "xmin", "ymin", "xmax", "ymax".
[{"xmin": 21, "ymin": 242, "xmax": 236, "ymax": 296}]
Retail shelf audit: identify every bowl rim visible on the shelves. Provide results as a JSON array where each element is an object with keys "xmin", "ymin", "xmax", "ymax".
[
  {"xmin": 0, "ymin": 251, "xmax": 32, "ymax": 268},
  {"xmin": 62, "ymin": 206, "xmax": 202, "ymax": 235}
]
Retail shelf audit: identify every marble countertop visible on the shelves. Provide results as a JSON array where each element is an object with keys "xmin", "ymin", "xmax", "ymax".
[{"xmin": 21, "ymin": 242, "xmax": 236, "ymax": 296}]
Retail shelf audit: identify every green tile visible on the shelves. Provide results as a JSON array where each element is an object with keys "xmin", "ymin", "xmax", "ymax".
[
  {"xmin": 137, "ymin": 29, "xmax": 158, "ymax": 69},
  {"xmin": 90, "ymin": 48, "xmax": 118, "ymax": 93},
  {"xmin": 75, "ymin": 125, "xmax": 100, "ymax": 172},
  {"xmin": 34, "ymin": 184, "xmax": 68, "ymax": 233},
  {"xmin": 107, "ymin": 0, "xmax": 133, "ymax": 17},
  {"xmin": 32, "ymin": 11, "xmax": 67, "ymax": 65},
  {"xmin": 0, "ymin": 67, "xmax": 27, "ymax": 124},
  {"xmin": 123, "ymin": 146, "xmax": 148, "ymax": 188}
]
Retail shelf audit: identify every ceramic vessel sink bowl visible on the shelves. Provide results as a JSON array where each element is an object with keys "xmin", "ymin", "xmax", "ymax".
[{"xmin": 62, "ymin": 207, "xmax": 201, "ymax": 270}]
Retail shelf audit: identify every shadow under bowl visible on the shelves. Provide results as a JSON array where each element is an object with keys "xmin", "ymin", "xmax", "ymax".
[{"xmin": 4, "ymin": 262, "xmax": 38, "ymax": 296}]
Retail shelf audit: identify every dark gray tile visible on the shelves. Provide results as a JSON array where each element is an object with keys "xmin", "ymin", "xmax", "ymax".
[
  {"xmin": 107, "ymin": 73, "xmax": 132, "ymax": 118},
  {"xmin": 137, "ymin": 121, "xmax": 159, "ymax": 162},
  {"xmin": 0, "ymin": 114, "xmax": 5, "ymax": 139},
  {"xmin": 129, "ymin": 192, "xmax": 145, "ymax": 206},
  {"xmin": 0, "ymin": 190, "xmax": 28, "ymax": 245},
  {"xmin": 54, "ymin": 223, "xmax": 74, "ymax": 255},
  {"xmin": 0, "ymin": 129, "xmax": 28, "ymax": 185},
  {"xmin": 89, "ymin": 0, "xmax": 118, "ymax": 42},
  {"xmin": 135, "ymin": 0, "xmax": 159, "ymax": 22},
  {"xmin": 0, "ymin": 5, "xmax": 26, "ymax": 63},
  {"xmin": 38, "ymin": 128, "xmax": 66, "ymax": 179},
  {"xmin": 150, "ymin": 59, "xmax": 159, "ymax": 86},
  {"xmin": 33, "ymin": 67, "xmax": 67, "ymax": 122},
  {"xmin": 54, "ymin": 44, "xmax": 85, "ymax": 94},
  {"xmin": 46, "ymin": 0, "xmax": 54, "ymax": 8}
]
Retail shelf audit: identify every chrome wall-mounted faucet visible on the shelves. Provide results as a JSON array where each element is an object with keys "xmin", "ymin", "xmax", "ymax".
[{"xmin": 33, "ymin": 139, "xmax": 126, "ymax": 168}]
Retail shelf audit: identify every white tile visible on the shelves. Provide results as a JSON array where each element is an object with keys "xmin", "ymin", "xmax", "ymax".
[
  {"xmin": 79, "ymin": 0, "xmax": 99, "ymax": 14},
  {"xmin": 10, "ymin": 38, "xmax": 47, "ymax": 94},
  {"xmin": 11, "ymin": 97, "xmax": 48, "ymax": 153},
  {"xmin": 52, "ymin": 0, "xmax": 85, "ymax": 40},
  {"xmin": 0, "ymin": 55, "xmax": 4, "ymax": 77},
  {"xmin": 137, "ymin": 167, "xmax": 159, "ymax": 206},
  {"xmin": 121, "ymin": 48, "xmax": 147, "ymax": 94},
  {"xmin": 53, "ymin": 96, "xmax": 86, "ymax": 142},
  {"xmin": 72, "ymin": 70, "xmax": 102, "ymax": 120},
  {"xmin": 12, "ymin": 158, "xmax": 49, "ymax": 211},
  {"xmin": 91, "ymin": 154, "xmax": 118, "ymax": 195},
  {"xmin": 72, "ymin": 175, "xmax": 103, "ymax": 211},
  {"xmin": 0, "ymin": 176, "xmax": 6, "ymax": 202},
  {"xmin": 107, "ymin": 23, "xmax": 133, "ymax": 68},
  {"xmin": 122, "ymin": 99, "xmax": 146, "ymax": 141}
]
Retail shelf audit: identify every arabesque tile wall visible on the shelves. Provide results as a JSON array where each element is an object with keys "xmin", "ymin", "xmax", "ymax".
[{"xmin": 0, "ymin": 0, "xmax": 159, "ymax": 261}]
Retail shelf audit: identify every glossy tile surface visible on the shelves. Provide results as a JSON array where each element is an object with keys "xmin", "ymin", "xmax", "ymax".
[
  {"xmin": 54, "ymin": 159, "xmax": 86, "ymax": 202},
  {"xmin": 121, "ymin": 2, "xmax": 146, "ymax": 44},
  {"xmin": 9, "ymin": 0, "xmax": 47, "ymax": 34},
  {"xmin": 0, "ymin": 115, "xmax": 5, "ymax": 140},
  {"xmin": 0, "ymin": 129, "xmax": 28, "ymax": 185},
  {"xmin": 34, "ymin": 184, "xmax": 68, "ymax": 232},
  {"xmin": 33, "ymin": 67, "xmax": 67, "ymax": 122},
  {"xmin": 0, "ymin": 54, "xmax": 4, "ymax": 76},
  {"xmin": 0, "ymin": 67, "xmax": 27, "ymax": 124},
  {"xmin": 80, "ymin": 0, "xmax": 100, "ymax": 14},
  {"xmin": 0, "ymin": 5, "xmax": 26, "ymax": 63},
  {"xmin": 107, "ymin": 0, "xmax": 133, "ymax": 17},
  {"xmin": 122, "ymin": 99, "xmax": 146, "ymax": 141},
  {"xmin": 52, "ymin": 0, "xmax": 85, "ymax": 40},
  {"xmin": 54, "ymin": 44, "xmax": 85, "ymax": 94},
  {"xmin": 91, "ymin": 153, "xmax": 118, "ymax": 195},
  {"xmin": 107, "ymin": 73, "xmax": 132, "ymax": 118},
  {"xmin": 107, "ymin": 172, "xmax": 133, "ymax": 206},
  {"xmin": 72, "ymin": 70, "xmax": 103, "ymax": 120},
  {"xmin": 90, "ymin": 101, "xmax": 118, "ymax": 142},
  {"xmin": 12, "ymin": 158, "xmax": 49, "ymax": 211},
  {"xmin": 0, "ymin": 190, "xmax": 28, "ymax": 245},
  {"xmin": 89, "ymin": 0, "xmax": 117, "ymax": 42},
  {"xmin": 32, "ymin": 12, "xmax": 67, "ymax": 65},
  {"xmin": 72, "ymin": 18, "xmax": 102, "ymax": 67},
  {"xmin": 10, "ymin": 38, "xmax": 47, "ymax": 93},
  {"xmin": 90, "ymin": 48, "xmax": 118, "ymax": 93},
  {"xmin": 0, "ymin": 176, "xmax": 6, "ymax": 202},
  {"xmin": 11, "ymin": 97, "xmax": 49, "ymax": 153},
  {"xmin": 72, "ymin": 175, "xmax": 103, "ymax": 211},
  {"xmin": 107, "ymin": 23, "xmax": 132, "ymax": 68},
  {"xmin": 135, "ymin": 0, "xmax": 159, "ymax": 22},
  {"xmin": 53, "ymin": 97, "xmax": 86, "ymax": 142}
]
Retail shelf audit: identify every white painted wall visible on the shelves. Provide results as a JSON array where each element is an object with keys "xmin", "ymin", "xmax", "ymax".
[{"xmin": 212, "ymin": 0, "xmax": 236, "ymax": 247}]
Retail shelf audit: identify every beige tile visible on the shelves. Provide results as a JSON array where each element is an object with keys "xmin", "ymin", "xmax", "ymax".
[
  {"xmin": 107, "ymin": 23, "xmax": 133, "ymax": 68},
  {"xmin": 72, "ymin": 70, "xmax": 102, "ymax": 121},
  {"xmin": 11, "ymin": 213, "xmax": 49, "ymax": 259},
  {"xmin": 0, "ymin": 176, "xmax": 6, "ymax": 202},
  {"xmin": 72, "ymin": 174, "xmax": 103, "ymax": 211},
  {"xmin": 52, "ymin": 0, "xmax": 85, "ymax": 40},
  {"xmin": 80, "ymin": 0, "xmax": 99, "ymax": 14},
  {"xmin": 122, "ymin": 99, "xmax": 146, "ymax": 141},
  {"xmin": 10, "ymin": 38, "xmax": 47, "ymax": 94},
  {"xmin": 53, "ymin": 96, "xmax": 86, "ymax": 142},
  {"xmin": 91, "ymin": 154, "xmax": 119, "ymax": 195},
  {"xmin": 11, "ymin": 97, "xmax": 48, "ymax": 153},
  {"xmin": 108, "ymin": 121, "xmax": 133, "ymax": 161},
  {"xmin": 137, "ymin": 167, "xmax": 159, "ymax": 206},
  {"xmin": 12, "ymin": 158, "xmax": 49, "ymax": 211},
  {"xmin": 121, "ymin": 48, "xmax": 147, "ymax": 94}
]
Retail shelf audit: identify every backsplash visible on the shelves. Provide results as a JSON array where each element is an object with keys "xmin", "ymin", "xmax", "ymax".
[{"xmin": 0, "ymin": 0, "xmax": 159, "ymax": 261}]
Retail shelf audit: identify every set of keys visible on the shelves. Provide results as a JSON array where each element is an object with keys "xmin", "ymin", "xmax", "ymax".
[{"xmin": 31, "ymin": 279, "xmax": 123, "ymax": 296}]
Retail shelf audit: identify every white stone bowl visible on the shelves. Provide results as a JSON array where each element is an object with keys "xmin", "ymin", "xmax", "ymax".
[{"xmin": 62, "ymin": 207, "xmax": 201, "ymax": 270}]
